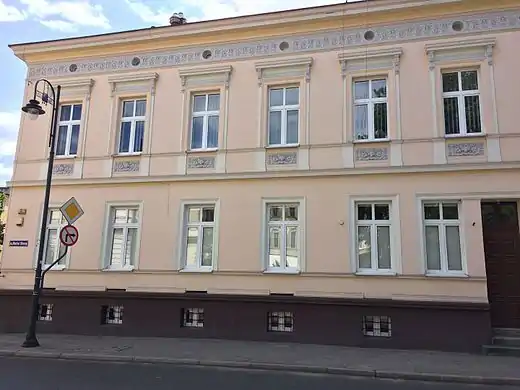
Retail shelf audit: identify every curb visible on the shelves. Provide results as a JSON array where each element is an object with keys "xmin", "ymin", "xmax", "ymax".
[{"xmin": 6, "ymin": 350, "xmax": 520, "ymax": 386}]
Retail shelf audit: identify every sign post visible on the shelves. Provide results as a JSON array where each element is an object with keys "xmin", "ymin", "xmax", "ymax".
[{"xmin": 22, "ymin": 196, "xmax": 84, "ymax": 348}]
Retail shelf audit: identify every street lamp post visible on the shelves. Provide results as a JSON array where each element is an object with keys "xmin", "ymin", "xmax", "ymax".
[{"xmin": 21, "ymin": 79, "xmax": 61, "ymax": 348}]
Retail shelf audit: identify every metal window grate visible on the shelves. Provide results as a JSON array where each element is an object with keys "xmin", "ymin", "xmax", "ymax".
[
  {"xmin": 363, "ymin": 315, "xmax": 391, "ymax": 337},
  {"xmin": 268, "ymin": 311, "xmax": 294, "ymax": 332},
  {"xmin": 101, "ymin": 305, "xmax": 124, "ymax": 325},
  {"xmin": 38, "ymin": 304, "xmax": 53, "ymax": 321},
  {"xmin": 182, "ymin": 308, "xmax": 204, "ymax": 328}
]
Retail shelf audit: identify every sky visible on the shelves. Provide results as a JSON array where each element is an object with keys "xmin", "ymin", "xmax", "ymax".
[{"xmin": 0, "ymin": 0, "xmax": 362, "ymax": 186}]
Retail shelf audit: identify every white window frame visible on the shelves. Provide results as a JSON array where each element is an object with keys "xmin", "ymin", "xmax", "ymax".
[
  {"xmin": 442, "ymin": 69, "xmax": 483, "ymax": 137},
  {"xmin": 118, "ymin": 98, "xmax": 147, "ymax": 155},
  {"xmin": 262, "ymin": 198, "xmax": 305, "ymax": 274},
  {"xmin": 179, "ymin": 200, "xmax": 220, "ymax": 272},
  {"xmin": 354, "ymin": 202, "xmax": 393, "ymax": 273},
  {"xmin": 39, "ymin": 208, "xmax": 69, "ymax": 271},
  {"xmin": 421, "ymin": 200, "xmax": 466, "ymax": 276},
  {"xmin": 190, "ymin": 93, "xmax": 220, "ymax": 151},
  {"xmin": 353, "ymin": 78, "xmax": 389, "ymax": 141},
  {"xmin": 102, "ymin": 203, "xmax": 143, "ymax": 271},
  {"xmin": 349, "ymin": 196, "xmax": 401, "ymax": 275},
  {"xmin": 267, "ymin": 86, "xmax": 300, "ymax": 147},
  {"xmin": 56, "ymin": 103, "xmax": 82, "ymax": 157}
]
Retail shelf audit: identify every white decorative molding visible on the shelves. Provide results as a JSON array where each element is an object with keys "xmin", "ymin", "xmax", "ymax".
[
  {"xmin": 255, "ymin": 57, "xmax": 313, "ymax": 85},
  {"xmin": 52, "ymin": 163, "xmax": 74, "ymax": 176},
  {"xmin": 390, "ymin": 143, "xmax": 403, "ymax": 166},
  {"xmin": 113, "ymin": 160, "xmax": 140, "ymax": 173},
  {"xmin": 486, "ymin": 137, "xmax": 501, "ymax": 162},
  {"xmin": 108, "ymin": 72, "xmax": 159, "ymax": 97},
  {"xmin": 447, "ymin": 142, "xmax": 485, "ymax": 157},
  {"xmin": 425, "ymin": 37, "xmax": 496, "ymax": 67},
  {"xmin": 338, "ymin": 47, "xmax": 402, "ymax": 74},
  {"xmin": 355, "ymin": 147, "xmax": 389, "ymax": 161},
  {"xmin": 187, "ymin": 156, "xmax": 216, "ymax": 169},
  {"xmin": 178, "ymin": 64, "xmax": 232, "ymax": 91},
  {"xmin": 53, "ymin": 78, "xmax": 94, "ymax": 100},
  {"xmin": 266, "ymin": 152, "xmax": 298, "ymax": 165},
  {"xmin": 27, "ymin": 11, "xmax": 520, "ymax": 80}
]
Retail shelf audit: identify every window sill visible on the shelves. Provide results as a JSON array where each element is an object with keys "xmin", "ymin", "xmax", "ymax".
[
  {"xmin": 42, "ymin": 264, "xmax": 66, "ymax": 271},
  {"xmin": 102, "ymin": 266, "xmax": 135, "ymax": 272},
  {"xmin": 265, "ymin": 144, "xmax": 300, "ymax": 150},
  {"xmin": 263, "ymin": 269, "xmax": 300, "ymax": 275},
  {"xmin": 186, "ymin": 148, "xmax": 219, "ymax": 154},
  {"xmin": 179, "ymin": 268, "xmax": 213, "ymax": 273},
  {"xmin": 355, "ymin": 270, "xmax": 397, "ymax": 277},
  {"xmin": 55, "ymin": 155, "xmax": 77, "ymax": 160},
  {"xmin": 444, "ymin": 133, "xmax": 486, "ymax": 139},
  {"xmin": 425, "ymin": 272, "xmax": 468, "ymax": 278},
  {"xmin": 112, "ymin": 152, "xmax": 142, "ymax": 158},
  {"xmin": 352, "ymin": 139, "xmax": 391, "ymax": 144}
]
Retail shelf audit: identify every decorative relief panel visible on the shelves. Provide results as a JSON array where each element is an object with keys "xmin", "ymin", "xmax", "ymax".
[
  {"xmin": 355, "ymin": 148, "xmax": 389, "ymax": 161},
  {"xmin": 113, "ymin": 160, "xmax": 140, "ymax": 173},
  {"xmin": 28, "ymin": 11, "xmax": 520, "ymax": 79},
  {"xmin": 52, "ymin": 163, "xmax": 74, "ymax": 176},
  {"xmin": 447, "ymin": 142, "xmax": 485, "ymax": 157},
  {"xmin": 267, "ymin": 152, "xmax": 298, "ymax": 165},
  {"xmin": 187, "ymin": 156, "xmax": 215, "ymax": 169}
]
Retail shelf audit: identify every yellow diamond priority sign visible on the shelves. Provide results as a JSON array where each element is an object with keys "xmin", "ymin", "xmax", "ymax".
[{"xmin": 59, "ymin": 197, "xmax": 84, "ymax": 225}]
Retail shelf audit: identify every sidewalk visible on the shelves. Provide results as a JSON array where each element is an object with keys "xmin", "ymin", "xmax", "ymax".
[{"xmin": 0, "ymin": 334, "xmax": 519, "ymax": 386}]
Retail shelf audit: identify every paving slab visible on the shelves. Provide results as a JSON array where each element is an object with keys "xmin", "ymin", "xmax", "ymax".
[{"xmin": 0, "ymin": 334, "xmax": 519, "ymax": 386}]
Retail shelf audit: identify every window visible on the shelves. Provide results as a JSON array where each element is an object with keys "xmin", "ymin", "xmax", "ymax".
[
  {"xmin": 268, "ymin": 87, "xmax": 299, "ymax": 146},
  {"xmin": 423, "ymin": 202, "xmax": 463, "ymax": 274},
  {"xmin": 190, "ymin": 93, "xmax": 219, "ymax": 150},
  {"xmin": 119, "ymin": 99, "xmax": 146, "ymax": 154},
  {"xmin": 353, "ymin": 79, "xmax": 388, "ymax": 141},
  {"xmin": 268, "ymin": 311, "xmax": 294, "ymax": 332},
  {"xmin": 363, "ymin": 316, "xmax": 391, "ymax": 337},
  {"xmin": 182, "ymin": 308, "xmax": 204, "ymax": 328},
  {"xmin": 266, "ymin": 203, "xmax": 300, "ymax": 272},
  {"xmin": 442, "ymin": 70, "xmax": 482, "ymax": 136},
  {"xmin": 183, "ymin": 205, "xmax": 216, "ymax": 270},
  {"xmin": 43, "ymin": 209, "xmax": 67, "ymax": 268},
  {"xmin": 56, "ymin": 104, "xmax": 82, "ymax": 156},
  {"xmin": 355, "ymin": 203, "xmax": 392, "ymax": 272},
  {"xmin": 106, "ymin": 207, "xmax": 140, "ymax": 269},
  {"xmin": 38, "ymin": 304, "xmax": 53, "ymax": 322},
  {"xmin": 101, "ymin": 305, "xmax": 123, "ymax": 325}
]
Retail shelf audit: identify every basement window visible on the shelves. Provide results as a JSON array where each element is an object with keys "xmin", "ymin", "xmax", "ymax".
[
  {"xmin": 101, "ymin": 305, "xmax": 124, "ymax": 325},
  {"xmin": 268, "ymin": 311, "xmax": 294, "ymax": 332},
  {"xmin": 363, "ymin": 315, "xmax": 391, "ymax": 337},
  {"xmin": 182, "ymin": 308, "xmax": 204, "ymax": 328},
  {"xmin": 38, "ymin": 304, "xmax": 53, "ymax": 322}
]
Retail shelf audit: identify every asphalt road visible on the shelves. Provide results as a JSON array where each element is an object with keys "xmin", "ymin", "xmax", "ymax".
[{"xmin": 0, "ymin": 357, "xmax": 518, "ymax": 390}]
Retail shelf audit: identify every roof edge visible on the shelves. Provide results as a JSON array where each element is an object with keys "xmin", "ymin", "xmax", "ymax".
[{"xmin": 9, "ymin": 0, "xmax": 462, "ymax": 59}]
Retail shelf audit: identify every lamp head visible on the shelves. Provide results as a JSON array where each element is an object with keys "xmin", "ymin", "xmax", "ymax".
[{"xmin": 21, "ymin": 99, "xmax": 45, "ymax": 120}]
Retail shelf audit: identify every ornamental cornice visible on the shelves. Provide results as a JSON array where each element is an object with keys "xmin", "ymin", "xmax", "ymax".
[
  {"xmin": 426, "ymin": 37, "xmax": 497, "ymax": 69},
  {"xmin": 27, "ymin": 10, "xmax": 520, "ymax": 80}
]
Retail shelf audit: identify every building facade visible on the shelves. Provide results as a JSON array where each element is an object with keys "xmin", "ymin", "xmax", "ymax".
[{"xmin": 2, "ymin": 0, "xmax": 520, "ymax": 352}]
